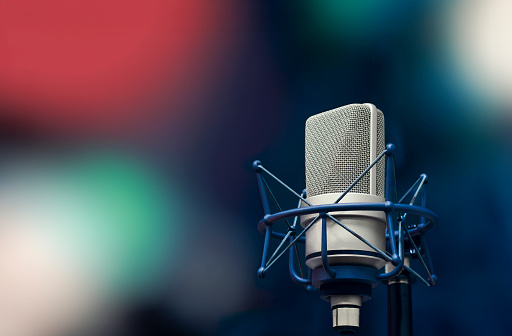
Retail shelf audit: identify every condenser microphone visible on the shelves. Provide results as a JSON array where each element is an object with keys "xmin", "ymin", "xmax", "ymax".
[
  {"xmin": 302, "ymin": 103, "xmax": 386, "ymax": 334},
  {"xmin": 253, "ymin": 102, "xmax": 438, "ymax": 335}
]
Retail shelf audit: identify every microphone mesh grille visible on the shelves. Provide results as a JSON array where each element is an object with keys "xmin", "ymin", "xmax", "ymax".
[
  {"xmin": 305, "ymin": 104, "xmax": 385, "ymax": 197},
  {"xmin": 376, "ymin": 109, "xmax": 385, "ymax": 197}
]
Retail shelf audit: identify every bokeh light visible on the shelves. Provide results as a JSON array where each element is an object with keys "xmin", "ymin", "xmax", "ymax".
[
  {"xmin": 295, "ymin": 1, "xmax": 424, "ymax": 45},
  {"xmin": 0, "ymin": 0, "xmax": 239, "ymax": 136},
  {"xmin": 448, "ymin": 0, "xmax": 512, "ymax": 112},
  {"xmin": 0, "ymin": 150, "xmax": 178, "ymax": 335}
]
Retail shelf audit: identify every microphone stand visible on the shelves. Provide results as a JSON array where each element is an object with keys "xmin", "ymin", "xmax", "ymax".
[{"xmin": 387, "ymin": 255, "xmax": 412, "ymax": 336}]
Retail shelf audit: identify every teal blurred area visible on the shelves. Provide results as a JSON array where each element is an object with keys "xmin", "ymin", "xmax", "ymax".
[{"xmin": 1, "ymin": 1, "xmax": 512, "ymax": 335}]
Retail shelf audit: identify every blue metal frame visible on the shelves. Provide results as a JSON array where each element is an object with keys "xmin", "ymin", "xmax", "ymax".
[{"xmin": 253, "ymin": 143, "xmax": 438, "ymax": 287}]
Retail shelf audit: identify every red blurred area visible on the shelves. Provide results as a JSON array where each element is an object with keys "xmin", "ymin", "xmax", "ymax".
[{"xmin": 0, "ymin": 0, "xmax": 238, "ymax": 136}]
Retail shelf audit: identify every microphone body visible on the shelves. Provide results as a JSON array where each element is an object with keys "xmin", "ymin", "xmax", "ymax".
[{"xmin": 303, "ymin": 103, "xmax": 386, "ymax": 333}]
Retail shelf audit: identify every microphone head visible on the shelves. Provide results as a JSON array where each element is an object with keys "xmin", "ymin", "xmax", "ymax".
[{"xmin": 305, "ymin": 103, "xmax": 385, "ymax": 198}]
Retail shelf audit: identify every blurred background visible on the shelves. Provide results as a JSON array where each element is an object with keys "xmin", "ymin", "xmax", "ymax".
[{"xmin": 1, "ymin": 0, "xmax": 512, "ymax": 335}]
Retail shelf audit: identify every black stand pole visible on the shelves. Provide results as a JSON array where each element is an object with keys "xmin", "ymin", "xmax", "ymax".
[{"xmin": 387, "ymin": 271, "xmax": 412, "ymax": 336}]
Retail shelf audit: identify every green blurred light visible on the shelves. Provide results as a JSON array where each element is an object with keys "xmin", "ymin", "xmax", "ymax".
[
  {"xmin": 55, "ymin": 151, "xmax": 181, "ymax": 296},
  {"xmin": 297, "ymin": 0, "xmax": 416, "ymax": 47},
  {"xmin": 301, "ymin": 1, "xmax": 387, "ymax": 40}
]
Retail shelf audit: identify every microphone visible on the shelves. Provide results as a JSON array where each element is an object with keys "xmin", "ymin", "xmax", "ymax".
[
  {"xmin": 252, "ymin": 103, "xmax": 437, "ymax": 335},
  {"xmin": 303, "ymin": 103, "xmax": 386, "ymax": 334}
]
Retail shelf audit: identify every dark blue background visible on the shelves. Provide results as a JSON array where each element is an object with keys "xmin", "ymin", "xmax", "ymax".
[{"xmin": 2, "ymin": 1, "xmax": 512, "ymax": 336}]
